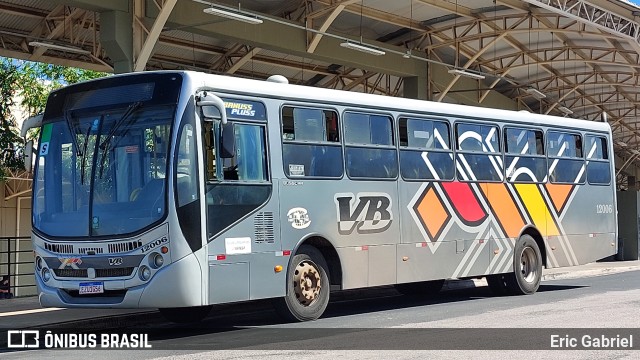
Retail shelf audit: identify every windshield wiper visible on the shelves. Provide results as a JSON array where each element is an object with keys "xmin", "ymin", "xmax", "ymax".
[
  {"xmin": 64, "ymin": 110, "xmax": 93, "ymax": 185},
  {"xmin": 80, "ymin": 125, "xmax": 92, "ymax": 184},
  {"xmin": 63, "ymin": 110, "xmax": 81, "ymax": 157},
  {"xmin": 97, "ymin": 102, "xmax": 143, "ymax": 178}
]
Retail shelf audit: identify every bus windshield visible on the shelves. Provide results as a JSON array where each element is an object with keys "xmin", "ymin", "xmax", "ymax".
[{"xmin": 33, "ymin": 104, "xmax": 174, "ymax": 238}]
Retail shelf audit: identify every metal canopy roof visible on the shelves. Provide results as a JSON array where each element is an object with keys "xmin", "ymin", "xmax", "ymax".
[{"xmin": 2, "ymin": 0, "xmax": 640, "ymax": 182}]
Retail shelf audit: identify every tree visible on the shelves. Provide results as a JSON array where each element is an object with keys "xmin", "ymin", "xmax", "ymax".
[
  {"xmin": 0, "ymin": 59, "xmax": 23, "ymax": 180},
  {"xmin": 0, "ymin": 58, "xmax": 107, "ymax": 181}
]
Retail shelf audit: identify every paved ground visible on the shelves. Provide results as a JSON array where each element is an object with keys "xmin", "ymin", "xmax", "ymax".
[
  {"xmin": 444, "ymin": 259, "xmax": 640, "ymax": 290},
  {"xmin": 1, "ymin": 260, "xmax": 639, "ymax": 359},
  {"xmin": 0, "ymin": 259, "xmax": 638, "ymax": 329}
]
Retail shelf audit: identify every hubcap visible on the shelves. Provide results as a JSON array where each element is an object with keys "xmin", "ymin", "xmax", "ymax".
[
  {"xmin": 293, "ymin": 260, "xmax": 321, "ymax": 306},
  {"xmin": 520, "ymin": 246, "xmax": 539, "ymax": 283}
]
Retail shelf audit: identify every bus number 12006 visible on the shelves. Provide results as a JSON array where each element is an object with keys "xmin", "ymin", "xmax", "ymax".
[{"xmin": 596, "ymin": 204, "xmax": 613, "ymax": 214}]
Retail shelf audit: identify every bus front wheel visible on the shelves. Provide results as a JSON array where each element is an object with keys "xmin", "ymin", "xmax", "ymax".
[{"xmin": 273, "ymin": 245, "xmax": 330, "ymax": 322}]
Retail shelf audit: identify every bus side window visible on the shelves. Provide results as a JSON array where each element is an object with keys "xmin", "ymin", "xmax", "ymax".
[
  {"xmin": 399, "ymin": 117, "xmax": 453, "ymax": 181},
  {"xmin": 504, "ymin": 127, "xmax": 546, "ymax": 183},
  {"xmin": 455, "ymin": 122, "xmax": 501, "ymax": 182},
  {"xmin": 281, "ymin": 106, "xmax": 342, "ymax": 178},
  {"xmin": 344, "ymin": 112, "xmax": 397, "ymax": 179},
  {"xmin": 220, "ymin": 123, "xmax": 268, "ymax": 182},
  {"xmin": 547, "ymin": 131, "xmax": 585, "ymax": 184},
  {"xmin": 585, "ymin": 135, "xmax": 611, "ymax": 185}
]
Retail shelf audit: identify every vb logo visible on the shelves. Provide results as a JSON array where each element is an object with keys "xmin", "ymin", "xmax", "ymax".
[{"xmin": 334, "ymin": 192, "xmax": 393, "ymax": 235}]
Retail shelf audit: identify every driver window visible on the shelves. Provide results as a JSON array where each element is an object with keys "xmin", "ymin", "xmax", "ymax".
[
  {"xmin": 221, "ymin": 123, "xmax": 268, "ymax": 181},
  {"xmin": 176, "ymin": 123, "xmax": 198, "ymax": 207}
]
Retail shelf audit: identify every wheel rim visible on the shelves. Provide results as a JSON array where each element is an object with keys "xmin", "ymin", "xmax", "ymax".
[
  {"xmin": 293, "ymin": 260, "xmax": 321, "ymax": 306},
  {"xmin": 520, "ymin": 246, "xmax": 539, "ymax": 283}
]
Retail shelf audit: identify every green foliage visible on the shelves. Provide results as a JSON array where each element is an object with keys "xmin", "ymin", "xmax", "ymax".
[
  {"xmin": 0, "ymin": 59, "xmax": 23, "ymax": 180},
  {"xmin": 0, "ymin": 57, "xmax": 108, "ymax": 181}
]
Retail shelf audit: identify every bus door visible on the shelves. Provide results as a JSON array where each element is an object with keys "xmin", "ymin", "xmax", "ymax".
[{"xmin": 197, "ymin": 94, "xmax": 282, "ymax": 302}]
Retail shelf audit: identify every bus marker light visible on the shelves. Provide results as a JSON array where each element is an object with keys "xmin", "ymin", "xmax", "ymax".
[
  {"xmin": 494, "ymin": 249, "xmax": 499, "ymax": 255},
  {"xmin": 402, "ymin": 256, "xmax": 409, "ymax": 262},
  {"xmin": 355, "ymin": 246, "xmax": 369, "ymax": 252},
  {"xmin": 161, "ymin": 246, "xmax": 169, "ymax": 254},
  {"xmin": 282, "ymin": 250, "xmax": 291, "ymax": 256},
  {"xmin": 216, "ymin": 255, "xmax": 226, "ymax": 260},
  {"xmin": 274, "ymin": 265, "xmax": 283, "ymax": 273}
]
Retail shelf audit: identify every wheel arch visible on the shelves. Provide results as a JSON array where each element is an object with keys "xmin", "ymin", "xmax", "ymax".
[
  {"xmin": 292, "ymin": 235, "xmax": 343, "ymax": 290},
  {"xmin": 519, "ymin": 226, "xmax": 547, "ymax": 268}
]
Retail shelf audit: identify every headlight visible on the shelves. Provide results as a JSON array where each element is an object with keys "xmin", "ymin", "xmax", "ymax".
[
  {"xmin": 150, "ymin": 253, "xmax": 163, "ymax": 269},
  {"xmin": 42, "ymin": 268, "xmax": 51, "ymax": 282},
  {"xmin": 139, "ymin": 265, "xmax": 151, "ymax": 281},
  {"xmin": 35, "ymin": 256, "xmax": 44, "ymax": 271}
]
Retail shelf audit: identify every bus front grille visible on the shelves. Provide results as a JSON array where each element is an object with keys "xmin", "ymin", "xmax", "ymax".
[
  {"xmin": 96, "ymin": 267, "xmax": 134, "ymax": 277},
  {"xmin": 53, "ymin": 267, "xmax": 134, "ymax": 278}
]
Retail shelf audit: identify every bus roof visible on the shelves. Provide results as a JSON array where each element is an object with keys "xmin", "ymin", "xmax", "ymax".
[
  {"xmin": 59, "ymin": 70, "xmax": 612, "ymax": 134},
  {"xmin": 187, "ymin": 71, "xmax": 610, "ymax": 133}
]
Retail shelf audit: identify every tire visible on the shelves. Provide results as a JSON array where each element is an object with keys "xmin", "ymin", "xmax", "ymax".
[
  {"xmin": 486, "ymin": 235, "xmax": 542, "ymax": 296},
  {"xmin": 273, "ymin": 245, "xmax": 330, "ymax": 322},
  {"xmin": 506, "ymin": 234, "xmax": 543, "ymax": 295},
  {"xmin": 159, "ymin": 305, "xmax": 213, "ymax": 323},
  {"xmin": 395, "ymin": 280, "xmax": 445, "ymax": 297}
]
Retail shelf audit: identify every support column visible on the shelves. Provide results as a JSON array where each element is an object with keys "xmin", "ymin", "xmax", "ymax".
[
  {"xmin": 403, "ymin": 63, "xmax": 429, "ymax": 100},
  {"xmin": 101, "ymin": 10, "xmax": 133, "ymax": 74}
]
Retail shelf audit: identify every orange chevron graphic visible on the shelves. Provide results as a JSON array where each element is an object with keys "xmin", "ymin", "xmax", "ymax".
[
  {"xmin": 410, "ymin": 179, "xmax": 572, "ymax": 249},
  {"xmin": 480, "ymin": 183, "xmax": 525, "ymax": 238},
  {"xmin": 414, "ymin": 185, "xmax": 450, "ymax": 240},
  {"xmin": 545, "ymin": 184, "xmax": 574, "ymax": 214}
]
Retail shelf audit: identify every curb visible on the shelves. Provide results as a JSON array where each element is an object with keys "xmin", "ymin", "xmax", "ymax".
[{"xmin": 441, "ymin": 263, "xmax": 640, "ymax": 291}]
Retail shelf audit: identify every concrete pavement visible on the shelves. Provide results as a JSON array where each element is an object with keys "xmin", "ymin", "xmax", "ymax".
[
  {"xmin": 0, "ymin": 259, "xmax": 638, "ymax": 328},
  {"xmin": 443, "ymin": 259, "xmax": 640, "ymax": 290}
]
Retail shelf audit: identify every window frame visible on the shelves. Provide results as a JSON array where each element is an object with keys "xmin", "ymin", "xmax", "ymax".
[
  {"xmin": 546, "ymin": 130, "xmax": 584, "ymax": 160},
  {"xmin": 343, "ymin": 110, "xmax": 398, "ymax": 180},
  {"xmin": 454, "ymin": 120, "xmax": 503, "ymax": 183},
  {"xmin": 398, "ymin": 116, "xmax": 454, "ymax": 182},
  {"xmin": 280, "ymin": 104, "xmax": 344, "ymax": 180},
  {"xmin": 220, "ymin": 121, "xmax": 270, "ymax": 183},
  {"xmin": 503, "ymin": 126, "xmax": 547, "ymax": 184},
  {"xmin": 546, "ymin": 130, "xmax": 586, "ymax": 185},
  {"xmin": 584, "ymin": 134, "xmax": 611, "ymax": 186}
]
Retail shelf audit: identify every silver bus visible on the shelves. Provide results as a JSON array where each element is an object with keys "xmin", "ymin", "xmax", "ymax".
[{"xmin": 28, "ymin": 71, "xmax": 617, "ymax": 322}]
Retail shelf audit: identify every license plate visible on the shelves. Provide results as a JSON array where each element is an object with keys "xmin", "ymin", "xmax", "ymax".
[{"xmin": 79, "ymin": 282, "xmax": 104, "ymax": 295}]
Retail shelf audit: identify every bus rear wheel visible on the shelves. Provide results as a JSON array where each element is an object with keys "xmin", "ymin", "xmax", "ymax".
[
  {"xmin": 273, "ymin": 245, "xmax": 330, "ymax": 322},
  {"xmin": 395, "ymin": 280, "xmax": 445, "ymax": 297},
  {"xmin": 487, "ymin": 235, "xmax": 542, "ymax": 296},
  {"xmin": 508, "ymin": 234, "xmax": 542, "ymax": 295},
  {"xmin": 159, "ymin": 305, "xmax": 213, "ymax": 323}
]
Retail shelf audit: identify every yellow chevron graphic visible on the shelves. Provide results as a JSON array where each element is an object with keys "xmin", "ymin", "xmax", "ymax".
[{"xmin": 514, "ymin": 184, "xmax": 559, "ymax": 236}]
